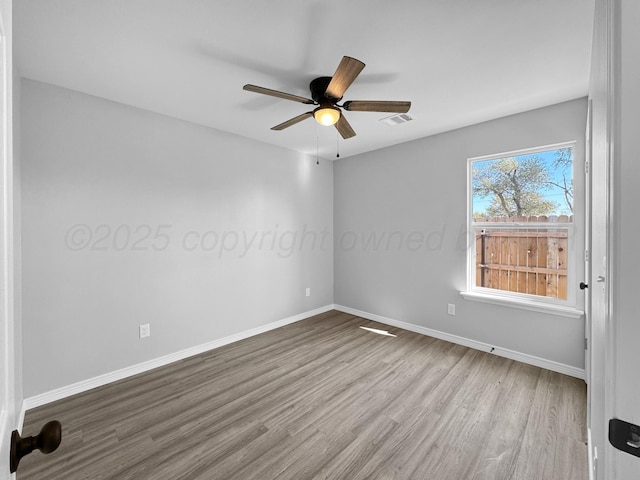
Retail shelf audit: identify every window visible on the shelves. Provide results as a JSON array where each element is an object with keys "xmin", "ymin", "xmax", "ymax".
[{"xmin": 463, "ymin": 143, "xmax": 583, "ymax": 317}]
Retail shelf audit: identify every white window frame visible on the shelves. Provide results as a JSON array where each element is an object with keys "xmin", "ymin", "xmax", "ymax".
[{"xmin": 461, "ymin": 142, "xmax": 584, "ymax": 319}]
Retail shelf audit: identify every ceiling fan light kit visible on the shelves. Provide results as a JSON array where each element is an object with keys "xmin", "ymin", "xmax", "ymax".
[
  {"xmin": 313, "ymin": 106, "xmax": 340, "ymax": 126},
  {"xmin": 243, "ymin": 56, "xmax": 411, "ymax": 139}
]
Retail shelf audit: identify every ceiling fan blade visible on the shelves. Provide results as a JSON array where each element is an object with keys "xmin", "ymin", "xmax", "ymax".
[
  {"xmin": 243, "ymin": 84, "xmax": 315, "ymax": 104},
  {"xmin": 325, "ymin": 56, "xmax": 366, "ymax": 100},
  {"xmin": 271, "ymin": 112, "xmax": 314, "ymax": 131},
  {"xmin": 335, "ymin": 114, "xmax": 356, "ymax": 139},
  {"xmin": 343, "ymin": 100, "xmax": 411, "ymax": 113}
]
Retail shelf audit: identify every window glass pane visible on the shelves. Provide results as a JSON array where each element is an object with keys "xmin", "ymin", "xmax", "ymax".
[
  {"xmin": 474, "ymin": 227, "xmax": 568, "ymax": 300},
  {"xmin": 472, "ymin": 146, "xmax": 573, "ymax": 222}
]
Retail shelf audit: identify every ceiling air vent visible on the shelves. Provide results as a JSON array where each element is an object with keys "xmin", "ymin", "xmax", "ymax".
[{"xmin": 380, "ymin": 113, "xmax": 414, "ymax": 126}]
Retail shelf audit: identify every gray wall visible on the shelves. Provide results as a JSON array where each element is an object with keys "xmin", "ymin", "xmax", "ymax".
[
  {"xmin": 334, "ymin": 98, "xmax": 587, "ymax": 369},
  {"xmin": 21, "ymin": 79, "xmax": 333, "ymax": 397}
]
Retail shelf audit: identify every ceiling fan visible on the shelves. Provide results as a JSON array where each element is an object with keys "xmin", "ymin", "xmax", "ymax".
[{"xmin": 243, "ymin": 56, "xmax": 411, "ymax": 139}]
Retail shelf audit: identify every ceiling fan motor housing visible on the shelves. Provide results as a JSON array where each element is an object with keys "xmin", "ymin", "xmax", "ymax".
[{"xmin": 310, "ymin": 76, "xmax": 340, "ymax": 104}]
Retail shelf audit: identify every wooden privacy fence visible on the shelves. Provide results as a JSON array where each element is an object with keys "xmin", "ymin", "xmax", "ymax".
[{"xmin": 474, "ymin": 216, "xmax": 572, "ymax": 300}]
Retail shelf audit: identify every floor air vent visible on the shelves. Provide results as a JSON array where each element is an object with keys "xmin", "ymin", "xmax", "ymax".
[{"xmin": 380, "ymin": 113, "xmax": 414, "ymax": 126}]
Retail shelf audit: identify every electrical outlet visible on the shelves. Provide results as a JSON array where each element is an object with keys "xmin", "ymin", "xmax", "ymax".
[
  {"xmin": 447, "ymin": 304, "xmax": 456, "ymax": 315},
  {"xmin": 306, "ymin": 287, "xmax": 311, "ymax": 297},
  {"xmin": 139, "ymin": 323, "xmax": 151, "ymax": 338}
]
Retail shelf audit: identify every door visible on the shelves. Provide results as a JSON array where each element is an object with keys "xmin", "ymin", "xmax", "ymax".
[
  {"xmin": 611, "ymin": 0, "xmax": 640, "ymax": 476},
  {"xmin": 0, "ymin": 11, "xmax": 12, "ymax": 478},
  {"xmin": 0, "ymin": 5, "xmax": 18, "ymax": 479},
  {"xmin": 588, "ymin": 91, "xmax": 610, "ymax": 480},
  {"xmin": 586, "ymin": 1, "xmax": 614, "ymax": 478}
]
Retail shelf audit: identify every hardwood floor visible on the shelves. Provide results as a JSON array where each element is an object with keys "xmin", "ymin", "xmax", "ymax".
[{"xmin": 18, "ymin": 310, "xmax": 587, "ymax": 480}]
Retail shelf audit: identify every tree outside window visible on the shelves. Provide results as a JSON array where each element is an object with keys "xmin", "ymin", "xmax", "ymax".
[{"xmin": 473, "ymin": 147, "xmax": 573, "ymax": 220}]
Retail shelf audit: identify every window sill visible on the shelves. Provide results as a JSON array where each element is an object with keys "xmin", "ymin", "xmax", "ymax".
[{"xmin": 460, "ymin": 291, "xmax": 584, "ymax": 318}]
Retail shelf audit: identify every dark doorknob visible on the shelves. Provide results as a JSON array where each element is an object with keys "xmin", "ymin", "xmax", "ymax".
[
  {"xmin": 579, "ymin": 282, "xmax": 588, "ymax": 290},
  {"xmin": 10, "ymin": 420, "xmax": 62, "ymax": 473}
]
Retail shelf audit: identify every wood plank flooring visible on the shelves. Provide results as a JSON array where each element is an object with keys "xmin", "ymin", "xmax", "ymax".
[{"xmin": 18, "ymin": 310, "xmax": 587, "ymax": 480}]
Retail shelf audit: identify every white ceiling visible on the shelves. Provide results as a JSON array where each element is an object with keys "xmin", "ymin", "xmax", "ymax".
[{"xmin": 14, "ymin": 0, "xmax": 595, "ymax": 160}]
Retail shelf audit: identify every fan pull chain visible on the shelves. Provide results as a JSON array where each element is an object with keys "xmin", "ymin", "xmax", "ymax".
[
  {"xmin": 336, "ymin": 132, "xmax": 340, "ymax": 159},
  {"xmin": 316, "ymin": 135, "xmax": 320, "ymax": 165}
]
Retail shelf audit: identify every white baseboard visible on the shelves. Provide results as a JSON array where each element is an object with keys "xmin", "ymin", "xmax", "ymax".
[
  {"xmin": 23, "ymin": 305, "xmax": 334, "ymax": 411},
  {"xmin": 334, "ymin": 304, "xmax": 585, "ymax": 380}
]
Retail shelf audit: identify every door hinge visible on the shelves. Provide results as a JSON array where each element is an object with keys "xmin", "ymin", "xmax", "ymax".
[
  {"xmin": 585, "ymin": 160, "xmax": 590, "ymax": 175},
  {"xmin": 585, "ymin": 338, "xmax": 588, "ymax": 350},
  {"xmin": 585, "ymin": 250, "xmax": 590, "ymax": 262}
]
